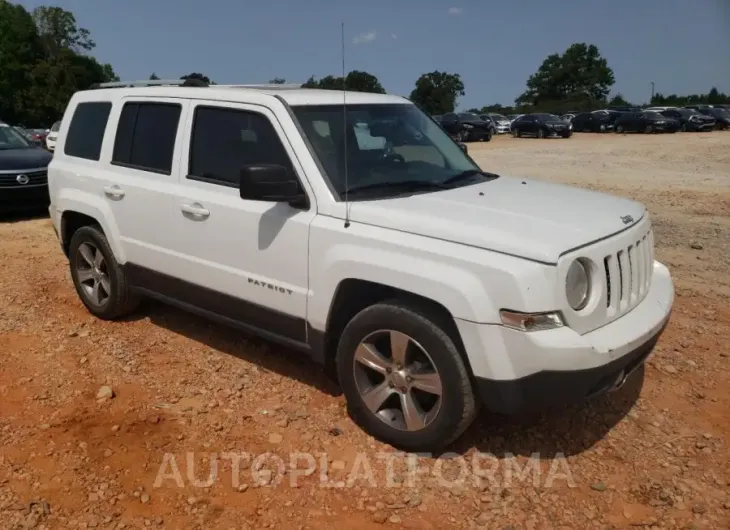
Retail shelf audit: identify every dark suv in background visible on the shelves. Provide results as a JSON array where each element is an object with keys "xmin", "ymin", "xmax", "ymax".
[
  {"xmin": 0, "ymin": 121, "xmax": 53, "ymax": 212},
  {"xmin": 438, "ymin": 112, "xmax": 493, "ymax": 142},
  {"xmin": 510, "ymin": 113, "xmax": 572, "ymax": 138},
  {"xmin": 571, "ymin": 110, "xmax": 624, "ymax": 132},
  {"xmin": 661, "ymin": 108, "xmax": 716, "ymax": 131},
  {"xmin": 613, "ymin": 111, "xmax": 680, "ymax": 133}
]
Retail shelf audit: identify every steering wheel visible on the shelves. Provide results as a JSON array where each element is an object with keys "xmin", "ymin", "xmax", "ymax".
[{"xmin": 381, "ymin": 152, "xmax": 406, "ymax": 164}]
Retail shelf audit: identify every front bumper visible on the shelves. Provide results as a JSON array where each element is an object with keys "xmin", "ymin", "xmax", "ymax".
[
  {"xmin": 457, "ymin": 261, "xmax": 674, "ymax": 414},
  {"xmin": 0, "ymin": 184, "xmax": 50, "ymax": 212}
]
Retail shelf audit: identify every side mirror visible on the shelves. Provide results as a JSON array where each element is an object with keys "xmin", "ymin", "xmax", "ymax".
[
  {"xmin": 239, "ymin": 164, "xmax": 307, "ymax": 207},
  {"xmin": 457, "ymin": 142, "xmax": 468, "ymax": 154}
]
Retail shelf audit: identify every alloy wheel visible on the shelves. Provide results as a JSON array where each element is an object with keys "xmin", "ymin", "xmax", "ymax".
[
  {"xmin": 75, "ymin": 242, "xmax": 111, "ymax": 307},
  {"xmin": 352, "ymin": 329, "xmax": 443, "ymax": 432}
]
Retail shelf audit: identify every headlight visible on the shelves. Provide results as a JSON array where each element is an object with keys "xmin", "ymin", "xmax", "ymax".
[
  {"xmin": 566, "ymin": 259, "xmax": 590, "ymax": 310},
  {"xmin": 463, "ymin": 124, "xmax": 474, "ymax": 129}
]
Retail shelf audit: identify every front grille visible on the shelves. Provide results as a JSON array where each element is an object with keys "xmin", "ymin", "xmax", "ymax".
[
  {"xmin": 0, "ymin": 169, "xmax": 48, "ymax": 188},
  {"xmin": 603, "ymin": 229, "xmax": 654, "ymax": 316}
]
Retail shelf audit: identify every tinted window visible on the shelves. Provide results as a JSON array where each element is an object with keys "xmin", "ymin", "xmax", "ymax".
[
  {"xmin": 64, "ymin": 102, "xmax": 112, "ymax": 160},
  {"xmin": 189, "ymin": 107, "xmax": 293, "ymax": 186},
  {"xmin": 112, "ymin": 102, "xmax": 181, "ymax": 174}
]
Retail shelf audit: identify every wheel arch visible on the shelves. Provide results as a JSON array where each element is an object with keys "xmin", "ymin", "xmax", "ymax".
[{"xmin": 58, "ymin": 190, "xmax": 125, "ymax": 262}]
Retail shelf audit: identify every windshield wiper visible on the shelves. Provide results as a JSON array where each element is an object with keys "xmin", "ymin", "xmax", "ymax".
[
  {"xmin": 342, "ymin": 180, "xmax": 448, "ymax": 196},
  {"xmin": 441, "ymin": 169, "xmax": 498, "ymax": 186}
]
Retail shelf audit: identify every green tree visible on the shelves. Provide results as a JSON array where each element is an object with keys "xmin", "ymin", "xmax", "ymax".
[
  {"xmin": 32, "ymin": 6, "xmax": 94, "ymax": 56},
  {"xmin": 0, "ymin": 1, "xmax": 118, "ymax": 126},
  {"xmin": 268, "ymin": 77, "xmax": 286, "ymax": 84},
  {"xmin": 149, "ymin": 72, "xmax": 160, "ymax": 80},
  {"xmin": 608, "ymin": 93, "xmax": 631, "ymax": 107},
  {"xmin": 408, "ymin": 71, "xmax": 465, "ymax": 115},
  {"xmin": 0, "ymin": 0, "xmax": 44, "ymax": 124},
  {"xmin": 299, "ymin": 71, "xmax": 385, "ymax": 93},
  {"xmin": 516, "ymin": 43, "xmax": 615, "ymax": 110},
  {"xmin": 181, "ymin": 72, "xmax": 212, "ymax": 84}
]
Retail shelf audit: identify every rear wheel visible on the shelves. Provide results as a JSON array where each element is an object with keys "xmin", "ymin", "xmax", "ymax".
[
  {"xmin": 536, "ymin": 128, "xmax": 545, "ymax": 139},
  {"xmin": 336, "ymin": 300, "xmax": 479, "ymax": 452},
  {"xmin": 616, "ymin": 124, "xmax": 625, "ymax": 134},
  {"xmin": 68, "ymin": 225, "xmax": 139, "ymax": 320},
  {"xmin": 512, "ymin": 128, "xmax": 521, "ymax": 138},
  {"xmin": 645, "ymin": 125, "xmax": 654, "ymax": 134}
]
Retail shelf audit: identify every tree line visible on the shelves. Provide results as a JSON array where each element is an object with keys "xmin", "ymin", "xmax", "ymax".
[{"xmin": 2, "ymin": 0, "xmax": 727, "ymax": 127}]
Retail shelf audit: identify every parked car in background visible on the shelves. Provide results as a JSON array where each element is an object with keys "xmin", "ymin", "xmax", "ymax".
[
  {"xmin": 439, "ymin": 112, "xmax": 493, "ymax": 142},
  {"xmin": 560, "ymin": 113, "xmax": 576, "ymax": 122},
  {"xmin": 608, "ymin": 106, "xmax": 642, "ymax": 113},
  {"xmin": 704, "ymin": 107, "xmax": 730, "ymax": 129},
  {"xmin": 488, "ymin": 114, "xmax": 511, "ymax": 134},
  {"xmin": 45, "ymin": 121, "xmax": 61, "ymax": 151},
  {"xmin": 477, "ymin": 114, "xmax": 498, "ymax": 135},
  {"xmin": 510, "ymin": 113, "xmax": 572, "ymax": 138},
  {"xmin": 571, "ymin": 110, "xmax": 623, "ymax": 133},
  {"xmin": 683, "ymin": 104, "xmax": 714, "ymax": 113},
  {"xmin": 614, "ymin": 111, "xmax": 680, "ymax": 134},
  {"xmin": 14, "ymin": 126, "xmax": 45, "ymax": 147},
  {"xmin": 645, "ymin": 106, "xmax": 676, "ymax": 112},
  {"xmin": 0, "ymin": 121, "xmax": 53, "ymax": 212},
  {"xmin": 660, "ymin": 108, "xmax": 716, "ymax": 132}
]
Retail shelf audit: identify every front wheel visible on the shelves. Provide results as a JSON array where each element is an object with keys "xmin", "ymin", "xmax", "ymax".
[
  {"xmin": 645, "ymin": 125, "xmax": 654, "ymax": 134},
  {"xmin": 336, "ymin": 301, "xmax": 479, "ymax": 452},
  {"xmin": 615, "ymin": 124, "xmax": 625, "ymax": 134},
  {"xmin": 512, "ymin": 128, "xmax": 521, "ymax": 138},
  {"xmin": 537, "ymin": 128, "xmax": 545, "ymax": 139}
]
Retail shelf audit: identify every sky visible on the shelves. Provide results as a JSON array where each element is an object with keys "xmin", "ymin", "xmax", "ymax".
[{"xmin": 17, "ymin": 0, "xmax": 730, "ymax": 110}]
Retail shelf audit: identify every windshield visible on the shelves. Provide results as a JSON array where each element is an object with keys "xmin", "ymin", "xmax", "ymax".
[
  {"xmin": 50, "ymin": 121, "xmax": 61, "ymax": 132},
  {"xmin": 676, "ymin": 109, "xmax": 700, "ymax": 117},
  {"xmin": 710, "ymin": 108, "xmax": 730, "ymax": 117},
  {"xmin": 643, "ymin": 111, "xmax": 664, "ymax": 119},
  {"xmin": 457, "ymin": 113, "xmax": 480, "ymax": 121},
  {"xmin": 490, "ymin": 114, "xmax": 507, "ymax": 121},
  {"xmin": 0, "ymin": 124, "xmax": 31, "ymax": 149},
  {"xmin": 292, "ymin": 103, "xmax": 485, "ymax": 200}
]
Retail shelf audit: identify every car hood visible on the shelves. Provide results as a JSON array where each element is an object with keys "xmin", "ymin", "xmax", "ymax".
[
  {"xmin": 348, "ymin": 176, "xmax": 646, "ymax": 263},
  {"xmin": 0, "ymin": 147, "xmax": 52, "ymax": 170}
]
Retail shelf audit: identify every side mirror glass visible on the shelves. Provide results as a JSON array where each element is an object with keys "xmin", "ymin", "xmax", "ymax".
[{"xmin": 239, "ymin": 164, "xmax": 306, "ymax": 207}]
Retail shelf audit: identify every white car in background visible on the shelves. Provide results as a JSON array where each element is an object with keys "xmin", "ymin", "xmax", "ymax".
[
  {"xmin": 488, "ymin": 113, "xmax": 511, "ymax": 134},
  {"xmin": 45, "ymin": 121, "xmax": 61, "ymax": 151}
]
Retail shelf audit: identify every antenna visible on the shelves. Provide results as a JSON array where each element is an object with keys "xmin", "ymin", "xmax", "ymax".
[{"xmin": 342, "ymin": 21, "xmax": 350, "ymax": 229}]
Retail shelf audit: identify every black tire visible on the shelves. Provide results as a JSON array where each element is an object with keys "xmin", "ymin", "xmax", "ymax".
[
  {"xmin": 68, "ymin": 225, "xmax": 139, "ymax": 320},
  {"xmin": 680, "ymin": 124, "xmax": 687, "ymax": 132},
  {"xmin": 645, "ymin": 125, "xmax": 654, "ymax": 134},
  {"xmin": 616, "ymin": 124, "xmax": 625, "ymax": 134},
  {"xmin": 537, "ymin": 128, "xmax": 545, "ymax": 139},
  {"xmin": 512, "ymin": 128, "xmax": 521, "ymax": 138},
  {"xmin": 484, "ymin": 131, "xmax": 492, "ymax": 142},
  {"xmin": 336, "ymin": 300, "xmax": 479, "ymax": 452}
]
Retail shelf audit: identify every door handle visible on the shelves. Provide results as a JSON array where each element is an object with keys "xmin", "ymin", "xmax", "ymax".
[
  {"xmin": 103, "ymin": 185, "xmax": 125, "ymax": 200},
  {"xmin": 180, "ymin": 202, "xmax": 210, "ymax": 220}
]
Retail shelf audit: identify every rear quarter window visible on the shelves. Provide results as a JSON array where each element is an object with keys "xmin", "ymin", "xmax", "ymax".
[{"xmin": 64, "ymin": 102, "xmax": 112, "ymax": 161}]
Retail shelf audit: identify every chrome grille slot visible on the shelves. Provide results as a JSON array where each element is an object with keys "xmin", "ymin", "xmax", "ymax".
[
  {"xmin": 0, "ymin": 169, "xmax": 48, "ymax": 187},
  {"xmin": 600, "ymin": 228, "xmax": 654, "ymax": 319}
]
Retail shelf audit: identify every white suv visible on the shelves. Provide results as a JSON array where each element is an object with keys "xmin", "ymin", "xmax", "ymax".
[{"xmin": 48, "ymin": 79, "xmax": 674, "ymax": 451}]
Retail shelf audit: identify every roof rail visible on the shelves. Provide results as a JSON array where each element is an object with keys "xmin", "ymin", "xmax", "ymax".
[
  {"xmin": 88, "ymin": 78, "xmax": 209, "ymax": 90},
  {"xmin": 216, "ymin": 83, "xmax": 303, "ymax": 90}
]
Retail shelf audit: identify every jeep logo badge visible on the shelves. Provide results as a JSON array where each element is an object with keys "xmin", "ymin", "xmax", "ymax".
[
  {"xmin": 620, "ymin": 215, "xmax": 634, "ymax": 225},
  {"xmin": 16, "ymin": 174, "xmax": 30, "ymax": 185}
]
